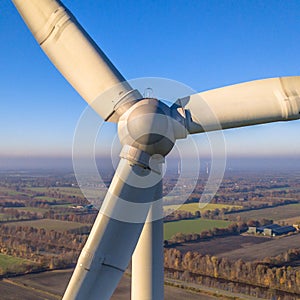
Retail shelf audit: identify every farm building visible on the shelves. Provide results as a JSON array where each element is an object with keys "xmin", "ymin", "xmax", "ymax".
[
  {"xmin": 257, "ymin": 224, "xmax": 280, "ymax": 234},
  {"xmin": 247, "ymin": 224, "xmax": 297, "ymax": 236},
  {"xmin": 271, "ymin": 226, "xmax": 296, "ymax": 236},
  {"xmin": 247, "ymin": 226, "xmax": 258, "ymax": 234}
]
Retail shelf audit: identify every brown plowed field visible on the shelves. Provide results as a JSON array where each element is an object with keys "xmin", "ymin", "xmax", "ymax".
[
  {"xmin": 0, "ymin": 269, "xmax": 219, "ymax": 300},
  {"xmin": 174, "ymin": 233, "xmax": 300, "ymax": 261}
]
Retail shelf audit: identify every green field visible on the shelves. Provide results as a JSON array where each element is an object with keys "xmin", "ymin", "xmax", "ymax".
[
  {"xmin": 7, "ymin": 219, "xmax": 89, "ymax": 232},
  {"xmin": 14, "ymin": 207, "xmax": 49, "ymax": 213},
  {"xmin": 51, "ymin": 204, "xmax": 73, "ymax": 208},
  {"xmin": 0, "ymin": 254, "xmax": 29, "ymax": 269},
  {"xmin": 164, "ymin": 219, "xmax": 231, "ymax": 240},
  {"xmin": 14, "ymin": 204, "xmax": 74, "ymax": 214},
  {"xmin": 164, "ymin": 203, "xmax": 242, "ymax": 213},
  {"xmin": 0, "ymin": 213, "xmax": 10, "ymax": 221},
  {"xmin": 226, "ymin": 203, "xmax": 300, "ymax": 221},
  {"xmin": 29, "ymin": 187, "xmax": 84, "ymax": 197},
  {"xmin": 33, "ymin": 196, "xmax": 62, "ymax": 202},
  {"xmin": 0, "ymin": 254, "xmax": 35, "ymax": 274},
  {"xmin": 0, "ymin": 213, "xmax": 19, "ymax": 221}
]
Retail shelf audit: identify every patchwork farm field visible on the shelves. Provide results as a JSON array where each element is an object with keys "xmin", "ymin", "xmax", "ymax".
[
  {"xmin": 0, "ymin": 254, "xmax": 37, "ymax": 274},
  {"xmin": 6, "ymin": 219, "xmax": 90, "ymax": 232},
  {"xmin": 164, "ymin": 203, "xmax": 241, "ymax": 213},
  {"xmin": 226, "ymin": 203, "xmax": 300, "ymax": 221},
  {"xmin": 28, "ymin": 186, "xmax": 105, "ymax": 204},
  {"xmin": 175, "ymin": 233, "xmax": 300, "ymax": 262},
  {"xmin": 32, "ymin": 196, "xmax": 63, "ymax": 202},
  {"xmin": 0, "ymin": 254, "xmax": 33, "ymax": 270},
  {"xmin": 0, "ymin": 213, "xmax": 16, "ymax": 221},
  {"xmin": 164, "ymin": 219, "xmax": 231, "ymax": 240},
  {"xmin": 28, "ymin": 186, "xmax": 84, "ymax": 198},
  {"xmin": 1, "ymin": 269, "xmax": 217, "ymax": 300},
  {"xmin": 13, "ymin": 207, "xmax": 49, "ymax": 213},
  {"xmin": 217, "ymin": 234, "xmax": 300, "ymax": 261}
]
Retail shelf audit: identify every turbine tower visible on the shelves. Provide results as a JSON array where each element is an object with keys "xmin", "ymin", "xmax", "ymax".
[{"xmin": 12, "ymin": 1, "xmax": 300, "ymax": 299}]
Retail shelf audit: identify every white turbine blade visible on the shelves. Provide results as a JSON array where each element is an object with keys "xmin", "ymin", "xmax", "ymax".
[
  {"xmin": 63, "ymin": 155, "xmax": 162, "ymax": 300},
  {"xmin": 12, "ymin": 0, "xmax": 141, "ymax": 121},
  {"xmin": 176, "ymin": 76, "xmax": 300, "ymax": 133}
]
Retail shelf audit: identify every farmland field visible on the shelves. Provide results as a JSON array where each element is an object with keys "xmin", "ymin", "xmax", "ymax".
[
  {"xmin": 281, "ymin": 216, "xmax": 300, "ymax": 225},
  {"xmin": 50, "ymin": 204, "xmax": 73, "ymax": 208},
  {"xmin": 1, "ymin": 269, "xmax": 218, "ymax": 300},
  {"xmin": 226, "ymin": 203, "xmax": 300, "ymax": 221},
  {"xmin": 175, "ymin": 234, "xmax": 300, "ymax": 262},
  {"xmin": 33, "ymin": 196, "xmax": 62, "ymax": 202},
  {"xmin": 6, "ymin": 219, "xmax": 90, "ymax": 232},
  {"xmin": 0, "ymin": 213, "xmax": 9, "ymax": 221},
  {"xmin": 29, "ymin": 187, "xmax": 84, "ymax": 197},
  {"xmin": 218, "ymin": 233, "xmax": 300, "ymax": 261},
  {"xmin": 0, "ymin": 254, "xmax": 35, "ymax": 273},
  {"xmin": 164, "ymin": 203, "xmax": 242, "ymax": 213},
  {"xmin": 164, "ymin": 219, "xmax": 231, "ymax": 240},
  {"xmin": 18, "ymin": 204, "xmax": 74, "ymax": 210},
  {"xmin": 13, "ymin": 207, "xmax": 49, "ymax": 213}
]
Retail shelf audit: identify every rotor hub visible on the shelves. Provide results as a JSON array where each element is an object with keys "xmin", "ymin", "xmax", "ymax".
[{"xmin": 118, "ymin": 98, "xmax": 178, "ymax": 156}]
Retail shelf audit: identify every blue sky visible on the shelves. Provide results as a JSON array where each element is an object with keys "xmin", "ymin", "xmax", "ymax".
[{"xmin": 0, "ymin": 0, "xmax": 300, "ymax": 168}]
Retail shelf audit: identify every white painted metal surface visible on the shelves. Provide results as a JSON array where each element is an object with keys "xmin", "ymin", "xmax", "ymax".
[
  {"xmin": 63, "ymin": 155, "xmax": 162, "ymax": 300},
  {"xmin": 12, "ymin": 0, "xmax": 140, "ymax": 121},
  {"xmin": 178, "ymin": 77, "xmax": 300, "ymax": 133},
  {"xmin": 132, "ymin": 184, "xmax": 164, "ymax": 300}
]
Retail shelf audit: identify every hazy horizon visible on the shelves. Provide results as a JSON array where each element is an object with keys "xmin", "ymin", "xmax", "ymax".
[{"xmin": 0, "ymin": 154, "xmax": 299, "ymax": 172}]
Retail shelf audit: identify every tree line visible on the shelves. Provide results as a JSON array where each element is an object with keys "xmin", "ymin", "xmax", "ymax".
[
  {"xmin": 164, "ymin": 248, "xmax": 300, "ymax": 299},
  {"xmin": 0, "ymin": 224, "xmax": 86, "ymax": 272}
]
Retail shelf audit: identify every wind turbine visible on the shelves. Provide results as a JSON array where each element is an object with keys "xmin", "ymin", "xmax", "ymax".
[{"xmin": 12, "ymin": 1, "xmax": 300, "ymax": 300}]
